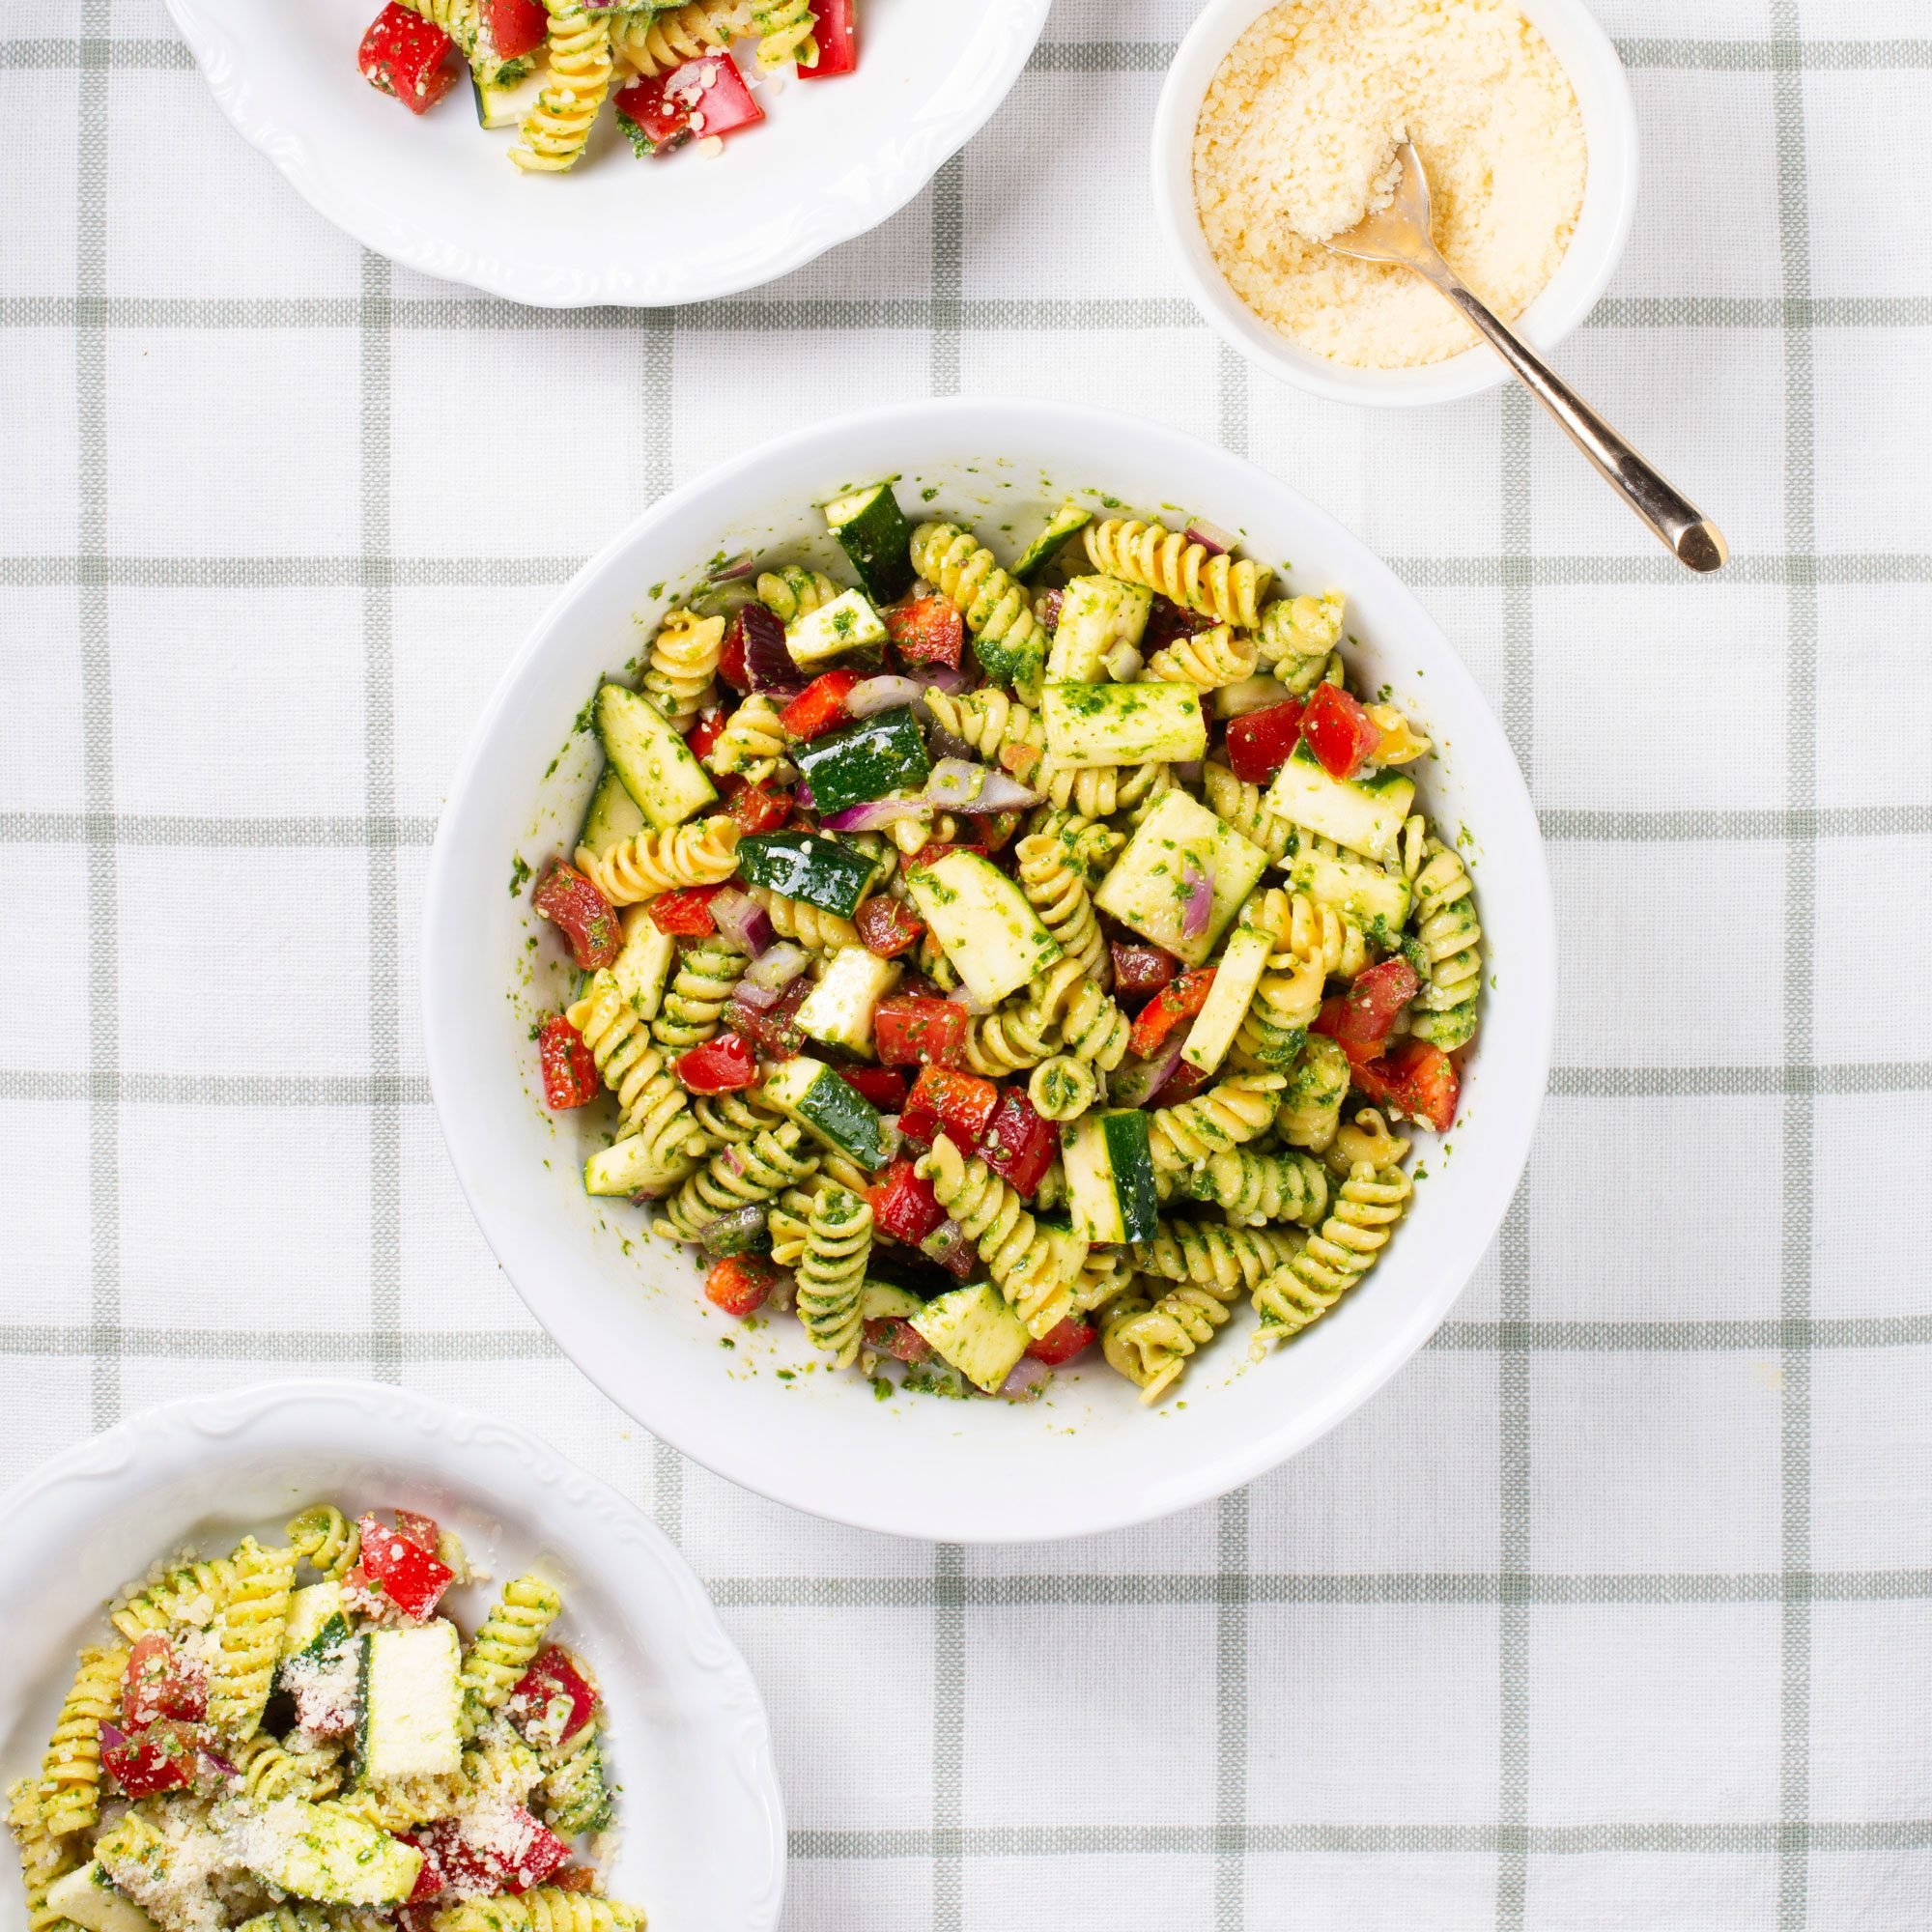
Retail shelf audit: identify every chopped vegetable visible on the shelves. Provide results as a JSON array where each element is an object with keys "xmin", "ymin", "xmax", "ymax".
[
  {"xmin": 1350, "ymin": 1037, "xmax": 1460, "ymax": 1132},
  {"xmin": 648, "ymin": 884, "xmax": 724, "ymax": 935},
  {"xmin": 867, "ymin": 1157, "xmax": 948, "ymax": 1247},
  {"xmin": 1299, "ymin": 682, "xmax": 1383, "ymax": 781},
  {"xmin": 705, "ymin": 1255, "xmax": 781, "ymax": 1318},
  {"xmin": 1026, "ymin": 1316, "xmax": 1094, "ymax": 1366},
  {"xmin": 613, "ymin": 51, "xmax": 764, "ymax": 154},
  {"xmin": 972, "ymin": 1088, "xmax": 1059, "ymax": 1200},
  {"xmin": 798, "ymin": 0, "xmax": 858, "ymax": 75},
  {"xmin": 838, "ymin": 1065, "xmax": 908, "ymax": 1113},
  {"xmin": 538, "ymin": 1015, "xmax": 599, "ymax": 1111},
  {"xmin": 872, "ymin": 993, "xmax": 967, "ymax": 1066},
  {"xmin": 358, "ymin": 2, "xmax": 458, "ymax": 112},
  {"xmin": 1225, "ymin": 698, "xmax": 1308, "ymax": 784},
  {"xmin": 898, "ymin": 1065, "xmax": 999, "ymax": 1151},
  {"xmin": 885, "ymin": 595, "xmax": 964, "ymax": 668},
  {"xmin": 854, "ymin": 895, "xmax": 923, "ymax": 958},
  {"xmin": 532, "ymin": 863, "xmax": 621, "ymax": 970},
  {"xmin": 781, "ymin": 670, "xmax": 866, "ymax": 740},
  {"xmin": 1125, "ymin": 967, "xmax": 1216, "ymax": 1060},
  {"xmin": 353, "ymin": 1512, "xmax": 455, "ymax": 1621},
  {"xmin": 674, "ymin": 1032, "xmax": 759, "ymax": 1094},
  {"xmin": 1312, "ymin": 956, "xmax": 1421, "ymax": 1063},
  {"xmin": 103, "ymin": 1718, "xmax": 201, "ymax": 1798}
]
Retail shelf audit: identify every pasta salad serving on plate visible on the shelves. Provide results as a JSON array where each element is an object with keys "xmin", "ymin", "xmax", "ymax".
[
  {"xmin": 356, "ymin": 0, "xmax": 855, "ymax": 172},
  {"xmin": 522, "ymin": 479, "xmax": 1485, "ymax": 1409},
  {"xmin": 9, "ymin": 1506, "xmax": 639, "ymax": 1932}
]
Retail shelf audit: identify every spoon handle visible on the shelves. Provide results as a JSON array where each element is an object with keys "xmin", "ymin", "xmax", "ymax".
[{"xmin": 1433, "ymin": 281, "xmax": 1728, "ymax": 573}]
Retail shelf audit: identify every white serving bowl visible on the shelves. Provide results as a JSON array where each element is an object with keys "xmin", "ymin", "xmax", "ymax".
[
  {"xmin": 162, "ymin": 0, "xmax": 1051, "ymax": 306},
  {"xmin": 1151, "ymin": 0, "xmax": 1639, "ymax": 408},
  {"xmin": 0, "ymin": 1381, "xmax": 784, "ymax": 1932},
  {"xmin": 423, "ymin": 398, "xmax": 1554, "ymax": 1543}
]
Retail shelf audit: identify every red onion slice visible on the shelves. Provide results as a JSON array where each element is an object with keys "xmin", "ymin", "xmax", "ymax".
[
  {"xmin": 730, "ymin": 978, "xmax": 780, "ymax": 1012},
  {"xmin": 705, "ymin": 551, "xmax": 755, "ymax": 583},
  {"xmin": 710, "ymin": 886, "xmax": 774, "ymax": 956},
  {"xmin": 945, "ymin": 981, "xmax": 995, "ymax": 1017},
  {"xmin": 999, "ymin": 1354, "xmax": 1051, "ymax": 1400},
  {"xmin": 846, "ymin": 676, "xmax": 927, "ymax": 719},
  {"xmin": 1184, "ymin": 518, "xmax": 1237, "ymax": 555},
  {"xmin": 739, "ymin": 604, "xmax": 804, "ymax": 695},
  {"xmin": 744, "ymin": 941, "xmax": 810, "ymax": 993},
  {"xmin": 823, "ymin": 795, "xmax": 934, "ymax": 833},
  {"xmin": 924, "ymin": 759, "xmax": 1039, "ymax": 814},
  {"xmin": 900, "ymin": 664, "xmax": 969, "ymax": 695},
  {"xmin": 100, "ymin": 1721, "xmax": 128, "ymax": 1753},
  {"xmin": 1174, "ymin": 757, "xmax": 1204, "ymax": 783},
  {"xmin": 1179, "ymin": 856, "xmax": 1212, "ymax": 940},
  {"xmin": 1110, "ymin": 1037, "xmax": 1187, "ymax": 1109}
]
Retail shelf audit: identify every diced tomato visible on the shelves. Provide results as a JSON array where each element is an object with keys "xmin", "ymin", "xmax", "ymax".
[
  {"xmin": 353, "ymin": 1513, "xmax": 455, "ymax": 1622},
  {"xmin": 972, "ymin": 1088, "xmax": 1059, "ymax": 1199},
  {"xmin": 1299, "ymin": 682, "xmax": 1383, "ymax": 782},
  {"xmin": 123, "ymin": 1635, "xmax": 207, "ymax": 1729},
  {"xmin": 1312, "ymin": 956, "xmax": 1422, "ymax": 1064},
  {"xmin": 1151, "ymin": 1060, "xmax": 1211, "ymax": 1105},
  {"xmin": 864, "ymin": 1317, "xmax": 931, "ymax": 1364},
  {"xmin": 404, "ymin": 1837, "xmax": 447, "ymax": 1906},
  {"xmin": 724, "ymin": 783, "xmax": 791, "ymax": 836},
  {"xmin": 103, "ymin": 1719, "xmax": 201, "ymax": 1799},
  {"xmin": 884, "ymin": 595, "xmax": 963, "ymax": 669},
  {"xmin": 392, "ymin": 1510, "xmax": 441, "ymax": 1556},
  {"xmin": 899, "ymin": 1065, "xmax": 998, "ymax": 1150},
  {"xmin": 854, "ymin": 895, "xmax": 923, "ymax": 958},
  {"xmin": 538, "ymin": 1014, "xmax": 600, "ymax": 1112},
  {"xmin": 408, "ymin": 1810, "xmax": 569, "ymax": 1899},
  {"xmin": 1026, "ymin": 1316, "xmax": 1094, "ymax": 1367},
  {"xmin": 499, "ymin": 1814, "xmax": 573, "ymax": 1892},
  {"xmin": 902, "ymin": 838, "xmax": 984, "ymax": 871},
  {"xmin": 648, "ymin": 884, "xmax": 723, "ymax": 935},
  {"xmin": 867, "ymin": 1157, "xmax": 947, "ymax": 1247},
  {"xmin": 613, "ymin": 51, "xmax": 764, "ymax": 154},
  {"xmin": 1126, "ymin": 967, "xmax": 1217, "ymax": 1060},
  {"xmin": 358, "ymin": 2, "xmax": 457, "ymax": 111},
  {"xmin": 478, "ymin": 0, "xmax": 547, "ymax": 59},
  {"xmin": 872, "ymin": 993, "xmax": 967, "ymax": 1067},
  {"xmin": 532, "ymin": 863, "xmax": 621, "ymax": 971},
  {"xmin": 781, "ymin": 669, "xmax": 864, "ymax": 741},
  {"xmin": 1225, "ymin": 698, "xmax": 1308, "ymax": 785},
  {"xmin": 1109, "ymin": 941, "xmax": 1179, "ymax": 1008},
  {"xmin": 705, "ymin": 1255, "xmax": 780, "ymax": 1318},
  {"xmin": 509, "ymin": 1648, "xmax": 599, "ymax": 1752},
  {"xmin": 724, "ymin": 974, "xmax": 811, "ymax": 1059},
  {"xmin": 686, "ymin": 709, "xmax": 726, "ymax": 763},
  {"xmin": 798, "ymin": 0, "xmax": 858, "ymax": 75},
  {"xmin": 1350, "ymin": 1037, "xmax": 1460, "ymax": 1133},
  {"xmin": 675, "ymin": 1032, "xmax": 758, "ymax": 1094},
  {"xmin": 838, "ymin": 1065, "xmax": 907, "ymax": 1112}
]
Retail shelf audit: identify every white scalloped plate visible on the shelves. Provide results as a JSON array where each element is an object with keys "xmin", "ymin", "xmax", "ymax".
[
  {"xmin": 160, "ymin": 0, "xmax": 1053, "ymax": 306},
  {"xmin": 0, "ymin": 1381, "xmax": 784, "ymax": 1932}
]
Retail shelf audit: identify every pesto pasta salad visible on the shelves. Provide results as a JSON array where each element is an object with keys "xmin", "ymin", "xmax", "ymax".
[
  {"xmin": 525, "ymin": 480, "xmax": 1483, "ymax": 1406},
  {"xmin": 8, "ymin": 1507, "xmax": 640, "ymax": 1932},
  {"xmin": 355, "ymin": 0, "xmax": 857, "ymax": 173}
]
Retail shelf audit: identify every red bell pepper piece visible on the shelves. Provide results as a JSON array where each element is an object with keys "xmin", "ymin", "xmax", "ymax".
[
  {"xmin": 724, "ymin": 974, "xmax": 812, "ymax": 1059},
  {"xmin": 1312, "ymin": 957, "xmax": 1421, "ymax": 1064},
  {"xmin": 532, "ymin": 863, "xmax": 622, "ymax": 971},
  {"xmin": 884, "ymin": 595, "xmax": 962, "ymax": 668},
  {"xmin": 478, "ymin": 0, "xmax": 547, "ymax": 60},
  {"xmin": 867, "ymin": 1157, "xmax": 947, "ymax": 1247},
  {"xmin": 972, "ymin": 1088, "xmax": 1059, "ymax": 1200},
  {"xmin": 705, "ymin": 1254, "xmax": 780, "ymax": 1318},
  {"xmin": 103, "ymin": 1719, "xmax": 202, "ymax": 1798},
  {"xmin": 614, "ymin": 52, "xmax": 764, "ymax": 155},
  {"xmin": 538, "ymin": 1014, "xmax": 600, "ymax": 1111},
  {"xmin": 393, "ymin": 1509, "xmax": 442, "ymax": 1555},
  {"xmin": 352, "ymin": 1513, "xmax": 455, "ymax": 1622},
  {"xmin": 123, "ymin": 1635, "xmax": 207, "ymax": 1728},
  {"xmin": 1126, "ymin": 967, "xmax": 1217, "ymax": 1060},
  {"xmin": 509, "ymin": 1648, "xmax": 599, "ymax": 1753},
  {"xmin": 686, "ymin": 709, "xmax": 726, "ymax": 763},
  {"xmin": 1109, "ymin": 941, "xmax": 1179, "ymax": 1007},
  {"xmin": 798, "ymin": 0, "xmax": 858, "ymax": 76},
  {"xmin": 899, "ymin": 1065, "xmax": 999, "ymax": 1151},
  {"xmin": 717, "ymin": 606, "xmax": 767, "ymax": 693},
  {"xmin": 781, "ymin": 669, "xmax": 865, "ymax": 741},
  {"xmin": 1225, "ymin": 699, "xmax": 1308, "ymax": 785},
  {"xmin": 1299, "ymin": 682, "xmax": 1382, "ymax": 782},
  {"xmin": 854, "ymin": 895, "xmax": 923, "ymax": 958},
  {"xmin": 1026, "ymin": 1316, "xmax": 1094, "ymax": 1366},
  {"xmin": 408, "ymin": 1810, "xmax": 570, "ymax": 1898},
  {"xmin": 838, "ymin": 1065, "xmax": 908, "ymax": 1112},
  {"xmin": 675, "ymin": 1032, "xmax": 759, "ymax": 1094},
  {"xmin": 1350, "ymin": 1037, "xmax": 1460, "ymax": 1133},
  {"xmin": 872, "ymin": 993, "xmax": 966, "ymax": 1067},
  {"xmin": 648, "ymin": 884, "xmax": 723, "ymax": 935},
  {"xmin": 724, "ymin": 783, "xmax": 791, "ymax": 835},
  {"xmin": 864, "ymin": 1316, "xmax": 931, "ymax": 1364},
  {"xmin": 358, "ymin": 2, "xmax": 458, "ymax": 112}
]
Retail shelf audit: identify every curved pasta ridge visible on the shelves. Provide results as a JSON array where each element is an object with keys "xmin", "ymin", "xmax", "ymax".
[
  {"xmin": 1023, "ymin": 958, "xmax": 1128, "ymax": 1070},
  {"xmin": 910, "ymin": 523, "xmax": 1047, "ymax": 696},
  {"xmin": 796, "ymin": 1185, "xmax": 872, "ymax": 1368},
  {"xmin": 916, "ymin": 1137, "xmax": 1075, "ymax": 1340},
  {"xmin": 1146, "ymin": 1071, "xmax": 1284, "ymax": 1172},
  {"xmin": 1084, "ymin": 519, "xmax": 1268, "ymax": 628},
  {"xmin": 285, "ymin": 1502, "xmax": 359, "ymax": 1579},
  {"xmin": 640, "ymin": 608, "xmax": 724, "ymax": 732},
  {"xmin": 574, "ymin": 819, "xmax": 740, "ymax": 905},
  {"xmin": 569, "ymin": 972, "xmax": 706, "ymax": 1164},
  {"xmin": 208, "ymin": 1537, "xmax": 297, "ymax": 1738},
  {"xmin": 1013, "ymin": 833, "xmax": 1109, "ymax": 984},
  {"xmin": 461, "ymin": 1575, "xmax": 563, "ymax": 1731},
  {"xmin": 659, "ymin": 1122, "xmax": 817, "ymax": 1241},
  {"xmin": 610, "ymin": 0, "xmax": 743, "ymax": 75},
  {"xmin": 1142, "ymin": 623, "xmax": 1258, "ymax": 690},
  {"xmin": 510, "ymin": 1, "xmax": 613, "ymax": 175},
  {"xmin": 1252, "ymin": 1160, "xmax": 1412, "ymax": 1349}
]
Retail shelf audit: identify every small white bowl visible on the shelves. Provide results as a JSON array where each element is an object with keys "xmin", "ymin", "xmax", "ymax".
[
  {"xmin": 0, "ymin": 1381, "xmax": 785, "ymax": 1932},
  {"xmin": 1151, "ymin": 0, "xmax": 1639, "ymax": 409},
  {"xmin": 422, "ymin": 397, "xmax": 1555, "ymax": 1545}
]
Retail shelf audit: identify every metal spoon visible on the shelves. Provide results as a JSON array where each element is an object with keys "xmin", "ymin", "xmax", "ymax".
[{"xmin": 1323, "ymin": 141, "xmax": 1727, "ymax": 573}]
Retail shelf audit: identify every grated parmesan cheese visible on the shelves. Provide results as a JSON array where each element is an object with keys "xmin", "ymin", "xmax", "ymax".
[{"xmin": 1192, "ymin": 0, "xmax": 1587, "ymax": 367}]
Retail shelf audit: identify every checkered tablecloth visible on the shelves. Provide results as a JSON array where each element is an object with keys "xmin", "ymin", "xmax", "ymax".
[{"xmin": 4, "ymin": 0, "xmax": 1929, "ymax": 1922}]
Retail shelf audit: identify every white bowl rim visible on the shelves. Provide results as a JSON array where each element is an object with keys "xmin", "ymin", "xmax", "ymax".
[
  {"xmin": 1150, "ymin": 0, "xmax": 1640, "ymax": 408},
  {"xmin": 422, "ymin": 395, "xmax": 1557, "ymax": 1543},
  {"xmin": 158, "ymin": 0, "xmax": 1054, "ymax": 308},
  {"xmin": 0, "ymin": 1378, "xmax": 786, "ymax": 1931}
]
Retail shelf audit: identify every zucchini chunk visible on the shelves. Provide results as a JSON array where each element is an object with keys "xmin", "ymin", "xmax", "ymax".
[
  {"xmin": 609, "ymin": 906, "xmax": 677, "ymax": 1016},
  {"xmin": 1263, "ymin": 739, "xmax": 1415, "ymax": 862},
  {"xmin": 1094, "ymin": 788, "xmax": 1268, "ymax": 968},
  {"xmin": 578, "ymin": 763, "xmax": 646, "ymax": 858},
  {"xmin": 354, "ymin": 1622, "xmax": 463, "ymax": 1785},
  {"xmin": 786, "ymin": 588, "xmax": 888, "ymax": 670},
  {"xmin": 761, "ymin": 1055, "xmax": 896, "ymax": 1170},
  {"xmin": 824, "ymin": 481, "xmax": 915, "ymax": 605},
  {"xmin": 1039, "ymin": 681, "xmax": 1207, "ymax": 769},
  {"xmin": 902, "ymin": 848, "xmax": 1063, "ymax": 1009},
  {"xmin": 1280, "ymin": 831, "xmax": 1412, "ymax": 929},
  {"xmin": 796, "ymin": 945, "xmax": 902, "ymax": 1057},
  {"xmin": 594, "ymin": 683, "xmax": 718, "ymax": 830},
  {"xmin": 584, "ymin": 1135, "xmax": 696, "ymax": 1199},
  {"xmin": 471, "ymin": 61, "xmax": 545, "ymax": 128},
  {"xmin": 793, "ymin": 706, "xmax": 930, "ymax": 817},
  {"xmin": 735, "ymin": 832, "xmax": 878, "ymax": 920},
  {"xmin": 244, "ymin": 1799, "xmax": 424, "ymax": 1906},
  {"xmin": 45, "ymin": 1866, "xmax": 158, "ymax": 1932},
  {"xmin": 910, "ymin": 1282, "xmax": 1031, "ymax": 1393},
  {"xmin": 1180, "ymin": 920, "xmax": 1277, "ymax": 1074},
  {"xmin": 1011, "ymin": 499, "xmax": 1095, "ymax": 581},
  {"xmin": 860, "ymin": 1280, "xmax": 928, "ymax": 1321},
  {"xmin": 278, "ymin": 1580, "xmax": 349, "ymax": 1663},
  {"xmin": 1063, "ymin": 1109, "xmax": 1160, "ymax": 1245},
  {"xmin": 1046, "ymin": 575, "xmax": 1151, "ymax": 682}
]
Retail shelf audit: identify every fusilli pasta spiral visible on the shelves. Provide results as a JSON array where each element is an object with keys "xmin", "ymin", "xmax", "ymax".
[
  {"xmin": 569, "ymin": 972, "xmax": 707, "ymax": 1164},
  {"xmin": 751, "ymin": 0, "xmax": 815, "ymax": 67},
  {"xmin": 1028, "ymin": 1055, "xmax": 1099, "ymax": 1122},
  {"xmin": 10, "ymin": 1780, "xmax": 76, "ymax": 1932},
  {"xmin": 1025, "ymin": 805, "xmax": 1122, "ymax": 885},
  {"xmin": 573, "ymin": 819, "xmax": 740, "ymax": 904},
  {"xmin": 754, "ymin": 566, "xmax": 839, "ymax": 624},
  {"xmin": 745, "ymin": 887, "xmax": 857, "ymax": 952},
  {"xmin": 1084, "ymin": 519, "xmax": 1269, "ymax": 628},
  {"xmin": 1252, "ymin": 1146, "xmax": 1411, "ymax": 1350},
  {"xmin": 691, "ymin": 1089, "xmax": 785, "ymax": 1149},
  {"xmin": 509, "ymin": 1, "xmax": 613, "ymax": 174},
  {"xmin": 1013, "ymin": 832, "xmax": 1108, "ymax": 983},
  {"xmin": 959, "ymin": 1002, "xmax": 1056, "ymax": 1078},
  {"xmin": 1406, "ymin": 835, "xmax": 1482, "ymax": 1050},
  {"xmin": 702, "ymin": 693, "xmax": 788, "ymax": 785},
  {"xmin": 207, "ymin": 1538, "xmax": 296, "ymax": 1738},
  {"xmin": 1254, "ymin": 590, "xmax": 1344, "ymax": 689},
  {"xmin": 35, "ymin": 1647, "xmax": 125, "ymax": 1836},
  {"xmin": 109, "ymin": 1558, "xmax": 235, "ymax": 1641},
  {"xmin": 1142, "ymin": 623, "xmax": 1258, "ymax": 690},
  {"xmin": 609, "ymin": 0, "xmax": 743, "ymax": 75},
  {"xmin": 795, "ymin": 1185, "xmax": 872, "ymax": 1367},
  {"xmin": 1202, "ymin": 760, "xmax": 1293, "ymax": 863},
  {"xmin": 1022, "ymin": 958, "xmax": 1129, "ymax": 1069},
  {"xmin": 286, "ymin": 1503, "xmax": 358, "ymax": 1580},
  {"xmin": 1102, "ymin": 1276, "xmax": 1246, "ymax": 1405},
  {"xmin": 916, "ymin": 1137, "xmax": 1078, "ymax": 1339},
  {"xmin": 461, "ymin": 1576, "xmax": 563, "ymax": 1734},
  {"xmin": 659, "ymin": 1122, "xmax": 817, "ymax": 1241},
  {"xmin": 909, "ymin": 523, "xmax": 1048, "ymax": 697},
  {"xmin": 639, "ymin": 608, "xmax": 724, "ymax": 732},
  {"xmin": 433, "ymin": 1891, "xmax": 641, "ymax": 1932},
  {"xmin": 1146, "ymin": 1071, "xmax": 1284, "ymax": 1171},
  {"xmin": 647, "ymin": 938, "xmax": 749, "ymax": 1053},
  {"xmin": 231, "ymin": 1732, "xmax": 344, "ymax": 1805},
  {"xmin": 1178, "ymin": 1147, "xmax": 1328, "ymax": 1228},
  {"xmin": 1128, "ymin": 1219, "xmax": 1304, "ymax": 1295},
  {"xmin": 1275, "ymin": 1035, "xmax": 1351, "ymax": 1152}
]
